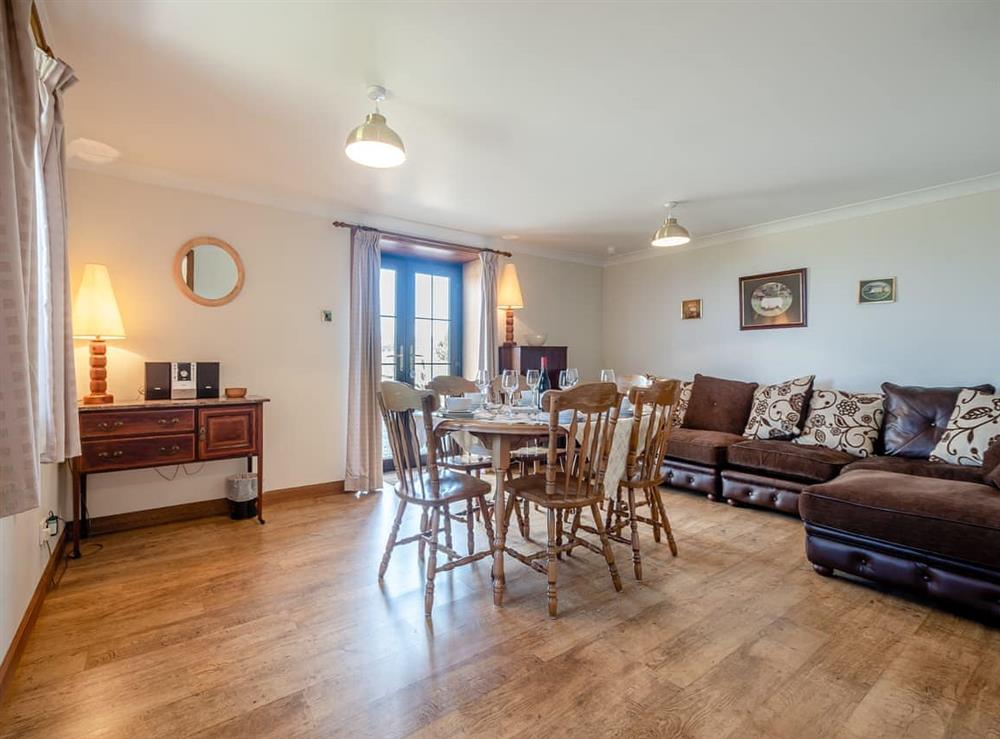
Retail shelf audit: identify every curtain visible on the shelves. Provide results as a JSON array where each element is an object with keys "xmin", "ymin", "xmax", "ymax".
[
  {"xmin": 36, "ymin": 49, "xmax": 79, "ymax": 464},
  {"xmin": 345, "ymin": 228, "xmax": 382, "ymax": 492},
  {"xmin": 478, "ymin": 250, "xmax": 499, "ymax": 377},
  {"xmin": 0, "ymin": 0, "xmax": 41, "ymax": 517}
]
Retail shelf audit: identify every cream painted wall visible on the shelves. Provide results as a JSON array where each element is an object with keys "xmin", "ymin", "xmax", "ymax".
[
  {"xmin": 602, "ymin": 190, "xmax": 1000, "ymax": 392},
  {"xmin": 68, "ymin": 169, "xmax": 351, "ymax": 517}
]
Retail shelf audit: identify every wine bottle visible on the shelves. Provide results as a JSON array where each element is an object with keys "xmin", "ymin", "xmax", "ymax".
[{"xmin": 536, "ymin": 357, "xmax": 551, "ymax": 409}]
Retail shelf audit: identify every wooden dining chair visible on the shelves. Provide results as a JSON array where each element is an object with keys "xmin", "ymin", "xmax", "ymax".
[
  {"xmin": 502, "ymin": 382, "xmax": 624, "ymax": 617},
  {"xmin": 377, "ymin": 381, "xmax": 496, "ymax": 616},
  {"xmin": 426, "ymin": 375, "xmax": 493, "ymax": 475},
  {"xmin": 591, "ymin": 379, "xmax": 680, "ymax": 581}
]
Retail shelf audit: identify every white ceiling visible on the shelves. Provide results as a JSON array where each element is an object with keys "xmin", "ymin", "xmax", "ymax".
[{"xmin": 45, "ymin": 1, "xmax": 1000, "ymax": 260}]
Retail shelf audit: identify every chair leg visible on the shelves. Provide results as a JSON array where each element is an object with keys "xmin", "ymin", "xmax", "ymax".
[
  {"xmin": 646, "ymin": 487, "xmax": 662, "ymax": 543},
  {"xmin": 513, "ymin": 494, "xmax": 527, "ymax": 538},
  {"xmin": 652, "ymin": 485, "xmax": 678, "ymax": 556},
  {"xmin": 466, "ymin": 498, "xmax": 475, "ymax": 555},
  {"xmin": 418, "ymin": 509, "xmax": 429, "ymax": 559},
  {"xmin": 443, "ymin": 503, "xmax": 454, "ymax": 551},
  {"xmin": 567, "ymin": 508, "xmax": 582, "ymax": 557},
  {"xmin": 605, "ymin": 486, "xmax": 619, "ymax": 533},
  {"xmin": 477, "ymin": 495, "xmax": 496, "ymax": 549},
  {"xmin": 378, "ymin": 499, "xmax": 407, "ymax": 581},
  {"xmin": 522, "ymin": 500, "xmax": 531, "ymax": 538},
  {"xmin": 425, "ymin": 507, "xmax": 441, "ymax": 617},
  {"xmin": 556, "ymin": 510, "xmax": 564, "ymax": 560},
  {"xmin": 627, "ymin": 486, "xmax": 642, "ymax": 581},
  {"xmin": 546, "ymin": 508, "xmax": 559, "ymax": 618},
  {"xmin": 591, "ymin": 503, "xmax": 623, "ymax": 592}
]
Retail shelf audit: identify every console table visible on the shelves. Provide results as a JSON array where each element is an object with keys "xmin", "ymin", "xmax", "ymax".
[{"xmin": 71, "ymin": 396, "xmax": 269, "ymax": 558}]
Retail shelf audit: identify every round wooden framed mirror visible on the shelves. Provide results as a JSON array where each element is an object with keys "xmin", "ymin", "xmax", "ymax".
[{"xmin": 173, "ymin": 236, "xmax": 245, "ymax": 307}]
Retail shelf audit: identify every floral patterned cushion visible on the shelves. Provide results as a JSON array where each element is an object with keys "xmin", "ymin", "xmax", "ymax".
[
  {"xmin": 672, "ymin": 381, "xmax": 693, "ymax": 428},
  {"xmin": 794, "ymin": 390, "xmax": 885, "ymax": 457},
  {"xmin": 929, "ymin": 389, "xmax": 1000, "ymax": 466},
  {"xmin": 743, "ymin": 375, "xmax": 814, "ymax": 440}
]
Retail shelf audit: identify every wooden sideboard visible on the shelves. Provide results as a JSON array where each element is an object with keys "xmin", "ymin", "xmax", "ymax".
[
  {"xmin": 498, "ymin": 345, "xmax": 567, "ymax": 389},
  {"xmin": 72, "ymin": 396, "xmax": 269, "ymax": 558}
]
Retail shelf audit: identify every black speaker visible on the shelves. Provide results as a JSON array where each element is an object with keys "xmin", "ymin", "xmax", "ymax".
[
  {"xmin": 144, "ymin": 362, "xmax": 171, "ymax": 400},
  {"xmin": 196, "ymin": 362, "xmax": 220, "ymax": 399}
]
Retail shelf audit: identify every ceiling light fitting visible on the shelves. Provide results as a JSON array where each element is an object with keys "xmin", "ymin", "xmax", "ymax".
[
  {"xmin": 651, "ymin": 201, "xmax": 691, "ymax": 247},
  {"xmin": 344, "ymin": 85, "xmax": 406, "ymax": 169}
]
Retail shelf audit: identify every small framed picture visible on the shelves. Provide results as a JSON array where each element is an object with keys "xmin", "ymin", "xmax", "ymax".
[
  {"xmin": 682, "ymin": 299, "xmax": 702, "ymax": 320},
  {"xmin": 858, "ymin": 278, "xmax": 896, "ymax": 304},
  {"xmin": 739, "ymin": 268, "xmax": 807, "ymax": 330}
]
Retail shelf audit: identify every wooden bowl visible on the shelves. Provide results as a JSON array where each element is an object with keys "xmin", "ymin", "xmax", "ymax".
[{"xmin": 224, "ymin": 387, "xmax": 247, "ymax": 399}]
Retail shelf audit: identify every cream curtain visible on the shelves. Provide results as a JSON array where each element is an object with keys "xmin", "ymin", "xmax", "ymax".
[
  {"xmin": 0, "ymin": 0, "xmax": 41, "ymax": 517},
  {"xmin": 478, "ymin": 250, "xmax": 499, "ymax": 376},
  {"xmin": 36, "ymin": 50, "xmax": 80, "ymax": 464},
  {"xmin": 345, "ymin": 228, "xmax": 383, "ymax": 492}
]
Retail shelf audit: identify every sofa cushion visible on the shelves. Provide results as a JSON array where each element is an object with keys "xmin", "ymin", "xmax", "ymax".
[
  {"xmin": 843, "ymin": 455, "xmax": 985, "ymax": 485},
  {"xmin": 666, "ymin": 428, "xmax": 746, "ymax": 466},
  {"xmin": 800, "ymin": 470, "xmax": 1000, "ymax": 570},
  {"xmin": 794, "ymin": 389, "xmax": 885, "ymax": 457},
  {"xmin": 683, "ymin": 374, "xmax": 758, "ymax": 435},
  {"xmin": 729, "ymin": 439, "xmax": 855, "ymax": 483},
  {"xmin": 929, "ymin": 389, "xmax": 1000, "ymax": 466},
  {"xmin": 986, "ymin": 440, "xmax": 1000, "ymax": 490},
  {"xmin": 743, "ymin": 375, "xmax": 814, "ymax": 441},
  {"xmin": 881, "ymin": 382, "xmax": 995, "ymax": 459},
  {"xmin": 671, "ymin": 381, "xmax": 693, "ymax": 428}
]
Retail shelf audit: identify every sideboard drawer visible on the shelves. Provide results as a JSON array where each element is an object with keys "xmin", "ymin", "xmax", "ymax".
[
  {"xmin": 81, "ymin": 434, "xmax": 196, "ymax": 472},
  {"xmin": 80, "ymin": 409, "xmax": 196, "ymax": 439}
]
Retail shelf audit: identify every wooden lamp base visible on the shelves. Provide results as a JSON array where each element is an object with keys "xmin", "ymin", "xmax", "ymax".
[
  {"xmin": 503, "ymin": 308, "xmax": 517, "ymax": 347},
  {"xmin": 82, "ymin": 339, "xmax": 114, "ymax": 405}
]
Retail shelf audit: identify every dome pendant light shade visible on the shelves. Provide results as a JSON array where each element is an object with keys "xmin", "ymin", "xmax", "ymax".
[
  {"xmin": 345, "ymin": 86, "xmax": 406, "ymax": 168},
  {"xmin": 651, "ymin": 201, "xmax": 691, "ymax": 247}
]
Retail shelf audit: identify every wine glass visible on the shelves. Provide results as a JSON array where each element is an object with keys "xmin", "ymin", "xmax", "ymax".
[
  {"xmin": 501, "ymin": 370, "xmax": 518, "ymax": 416},
  {"xmin": 525, "ymin": 369, "xmax": 541, "ymax": 408},
  {"xmin": 558, "ymin": 369, "xmax": 571, "ymax": 390},
  {"xmin": 474, "ymin": 369, "xmax": 490, "ymax": 408},
  {"xmin": 566, "ymin": 368, "xmax": 580, "ymax": 388},
  {"xmin": 600, "ymin": 369, "xmax": 616, "ymax": 385}
]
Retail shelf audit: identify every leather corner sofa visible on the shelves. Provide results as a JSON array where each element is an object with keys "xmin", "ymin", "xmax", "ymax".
[{"xmin": 661, "ymin": 374, "xmax": 1000, "ymax": 618}]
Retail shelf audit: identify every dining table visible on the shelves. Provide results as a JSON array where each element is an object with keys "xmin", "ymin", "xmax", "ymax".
[{"xmin": 433, "ymin": 407, "xmax": 649, "ymax": 606}]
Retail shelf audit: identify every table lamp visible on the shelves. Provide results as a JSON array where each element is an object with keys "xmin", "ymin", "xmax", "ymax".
[
  {"xmin": 73, "ymin": 263, "xmax": 126, "ymax": 405},
  {"xmin": 497, "ymin": 263, "xmax": 524, "ymax": 346}
]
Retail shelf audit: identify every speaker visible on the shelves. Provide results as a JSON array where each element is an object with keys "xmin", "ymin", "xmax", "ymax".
[
  {"xmin": 196, "ymin": 362, "xmax": 220, "ymax": 399},
  {"xmin": 144, "ymin": 362, "xmax": 171, "ymax": 400}
]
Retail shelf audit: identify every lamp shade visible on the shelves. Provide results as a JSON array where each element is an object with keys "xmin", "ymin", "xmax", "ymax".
[
  {"xmin": 73, "ymin": 263, "xmax": 125, "ymax": 339},
  {"xmin": 651, "ymin": 217, "xmax": 691, "ymax": 248},
  {"xmin": 497, "ymin": 263, "xmax": 524, "ymax": 309},
  {"xmin": 344, "ymin": 112, "xmax": 406, "ymax": 168}
]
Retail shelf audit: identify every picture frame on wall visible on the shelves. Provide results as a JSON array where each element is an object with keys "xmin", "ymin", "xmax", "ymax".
[
  {"xmin": 681, "ymin": 299, "xmax": 702, "ymax": 320},
  {"xmin": 858, "ymin": 277, "xmax": 896, "ymax": 304},
  {"xmin": 739, "ymin": 268, "xmax": 807, "ymax": 330}
]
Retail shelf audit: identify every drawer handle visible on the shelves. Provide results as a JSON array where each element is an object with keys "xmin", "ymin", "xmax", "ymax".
[
  {"xmin": 159, "ymin": 445, "xmax": 182, "ymax": 455},
  {"xmin": 96, "ymin": 420, "xmax": 125, "ymax": 431},
  {"xmin": 97, "ymin": 450, "xmax": 125, "ymax": 459},
  {"xmin": 157, "ymin": 417, "xmax": 181, "ymax": 426}
]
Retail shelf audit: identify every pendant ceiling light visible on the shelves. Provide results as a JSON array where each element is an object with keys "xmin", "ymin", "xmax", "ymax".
[
  {"xmin": 345, "ymin": 85, "xmax": 406, "ymax": 168},
  {"xmin": 651, "ymin": 201, "xmax": 691, "ymax": 247}
]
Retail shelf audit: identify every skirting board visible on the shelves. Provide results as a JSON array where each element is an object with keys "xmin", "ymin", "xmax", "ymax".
[
  {"xmin": 85, "ymin": 480, "xmax": 346, "ymax": 537},
  {"xmin": 0, "ymin": 528, "xmax": 67, "ymax": 703}
]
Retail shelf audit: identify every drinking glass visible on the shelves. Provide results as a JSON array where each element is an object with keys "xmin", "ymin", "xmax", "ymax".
[
  {"xmin": 525, "ymin": 369, "xmax": 541, "ymax": 407},
  {"xmin": 474, "ymin": 369, "xmax": 491, "ymax": 406},
  {"xmin": 566, "ymin": 368, "xmax": 580, "ymax": 388},
  {"xmin": 600, "ymin": 369, "xmax": 616, "ymax": 384},
  {"xmin": 501, "ymin": 370, "xmax": 518, "ymax": 415},
  {"xmin": 558, "ymin": 370, "xmax": 571, "ymax": 390}
]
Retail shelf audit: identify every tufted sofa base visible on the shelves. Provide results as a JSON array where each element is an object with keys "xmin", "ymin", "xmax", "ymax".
[
  {"xmin": 804, "ymin": 523, "xmax": 1000, "ymax": 618},
  {"xmin": 661, "ymin": 459, "xmax": 722, "ymax": 499},
  {"xmin": 721, "ymin": 470, "xmax": 806, "ymax": 516}
]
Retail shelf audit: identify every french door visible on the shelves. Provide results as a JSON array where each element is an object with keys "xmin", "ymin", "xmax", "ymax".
[{"xmin": 380, "ymin": 255, "xmax": 463, "ymax": 388}]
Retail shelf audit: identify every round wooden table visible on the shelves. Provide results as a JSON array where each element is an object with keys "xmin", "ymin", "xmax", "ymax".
[{"xmin": 437, "ymin": 416, "xmax": 548, "ymax": 606}]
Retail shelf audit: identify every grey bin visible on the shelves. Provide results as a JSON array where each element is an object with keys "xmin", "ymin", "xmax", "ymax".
[{"xmin": 226, "ymin": 473, "xmax": 258, "ymax": 520}]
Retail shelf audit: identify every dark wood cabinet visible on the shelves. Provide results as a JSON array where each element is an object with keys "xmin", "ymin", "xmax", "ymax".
[
  {"xmin": 498, "ymin": 345, "xmax": 567, "ymax": 388},
  {"xmin": 73, "ymin": 397, "xmax": 269, "ymax": 558}
]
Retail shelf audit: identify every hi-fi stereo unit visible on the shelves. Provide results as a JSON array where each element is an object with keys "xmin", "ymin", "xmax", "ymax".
[{"xmin": 144, "ymin": 361, "xmax": 220, "ymax": 400}]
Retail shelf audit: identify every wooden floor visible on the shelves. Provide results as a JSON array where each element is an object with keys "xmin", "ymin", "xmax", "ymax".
[{"xmin": 2, "ymin": 486, "xmax": 998, "ymax": 738}]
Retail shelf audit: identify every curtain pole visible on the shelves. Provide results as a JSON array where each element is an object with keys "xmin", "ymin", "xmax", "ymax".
[{"xmin": 331, "ymin": 221, "xmax": 512, "ymax": 259}]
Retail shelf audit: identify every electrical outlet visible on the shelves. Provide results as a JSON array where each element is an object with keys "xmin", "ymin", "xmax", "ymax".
[{"xmin": 321, "ymin": 310, "xmax": 333, "ymax": 322}]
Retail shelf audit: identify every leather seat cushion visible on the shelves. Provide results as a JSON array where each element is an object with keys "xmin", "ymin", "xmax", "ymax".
[
  {"xmin": 800, "ymin": 470, "xmax": 1000, "ymax": 569},
  {"xmin": 843, "ymin": 455, "xmax": 985, "ymax": 485},
  {"xmin": 881, "ymin": 382, "xmax": 994, "ymax": 458},
  {"xmin": 666, "ymin": 428, "xmax": 746, "ymax": 466},
  {"xmin": 728, "ymin": 439, "xmax": 855, "ymax": 482}
]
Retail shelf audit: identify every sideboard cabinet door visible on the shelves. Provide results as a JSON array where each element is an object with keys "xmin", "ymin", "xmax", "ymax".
[{"xmin": 198, "ymin": 406, "xmax": 257, "ymax": 459}]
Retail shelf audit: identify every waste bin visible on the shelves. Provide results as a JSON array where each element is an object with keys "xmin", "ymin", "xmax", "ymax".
[{"xmin": 226, "ymin": 473, "xmax": 258, "ymax": 520}]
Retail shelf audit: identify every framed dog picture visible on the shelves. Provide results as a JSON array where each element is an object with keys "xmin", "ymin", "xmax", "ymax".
[
  {"xmin": 739, "ymin": 268, "xmax": 807, "ymax": 330},
  {"xmin": 682, "ymin": 299, "xmax": 702, "ymax": 320},
  {"xmin": 858, "ymin": 277, "xmax": 896, "ymax": 304}
]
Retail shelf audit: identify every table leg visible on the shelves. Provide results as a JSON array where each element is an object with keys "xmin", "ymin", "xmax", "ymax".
[
  {"xmin": 491, "ymin": 435, "xmax": 511, "ymax": 607},
  {"xmin": 256, "ymin": 406, "xmax": 265, "ymax": 525},
  {"xmin": 71, "ymin": 459, "xmax": 81, "ymax": 559}
]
